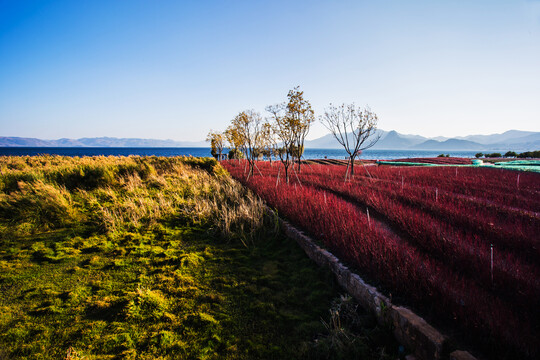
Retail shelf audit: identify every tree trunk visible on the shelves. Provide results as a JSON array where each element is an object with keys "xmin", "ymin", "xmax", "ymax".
[
  {"xmin": 350, "ymin": 155, "xmax": 355, "ymax": 176},
  {"xmin": 248, "ymin": 157, "xmax": 255, "ymax": 179}
]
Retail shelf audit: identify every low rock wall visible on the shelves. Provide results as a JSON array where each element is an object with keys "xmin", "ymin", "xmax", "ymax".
[{"xmin": 280, "ymin": 218, "xmax": 478, "ymax": 360}]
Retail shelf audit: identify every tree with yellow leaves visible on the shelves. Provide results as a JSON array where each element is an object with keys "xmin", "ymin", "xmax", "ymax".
[
  {"xmin": 228, "ymin": 110, "xmax": 265, "ymax": 179},
  {"xmin": 286, "ymin": 86, "xmax": 315, "ymax": 173},
  {"xmin": 224, "ymin": 124, "xmax": 244, "ymax": 160},
  {"xmin": 259, "ymin": 122, "xmax": 275, "ymax": 163},
  {"xmin": 266, "ymin": 86, "xmax": 314, "ymax": 183},
  {"xmin": 206, "ymin": 130, "xmax": 225, "ymax": 160}
]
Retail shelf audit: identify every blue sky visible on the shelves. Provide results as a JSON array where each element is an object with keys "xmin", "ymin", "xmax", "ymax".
[{"xmin": 1, "ymin": 0, "xmax": 539, "ymax": 141}]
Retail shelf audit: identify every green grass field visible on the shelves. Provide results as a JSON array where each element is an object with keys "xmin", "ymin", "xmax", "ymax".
[{"xmin": 0, "ymin": 156, "xmax": 397, "ymax": 359}]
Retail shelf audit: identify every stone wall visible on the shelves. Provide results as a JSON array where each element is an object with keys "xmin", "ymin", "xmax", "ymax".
[{"xmin": 280, "ymin": 218, "xmax": 478, "ymax": 360}]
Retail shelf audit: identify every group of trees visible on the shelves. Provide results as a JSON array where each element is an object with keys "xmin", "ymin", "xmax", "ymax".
[
  {"xmin": 207, "ymin": 87, "xmax": 380, "ymax": 183},
  {"xmin": 475, "ymin": 150, "xmax": 540, "ymax": 159}
]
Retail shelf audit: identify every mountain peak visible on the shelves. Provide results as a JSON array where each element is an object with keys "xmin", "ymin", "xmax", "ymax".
[{"xmin": 305, "ymin": 129, "xmax": 540, "ymax": 150}]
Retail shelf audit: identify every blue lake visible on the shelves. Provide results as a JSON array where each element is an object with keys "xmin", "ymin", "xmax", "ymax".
[{"xmin": 0, "ymin": 147, "xmax": 479, "ymax": 160}]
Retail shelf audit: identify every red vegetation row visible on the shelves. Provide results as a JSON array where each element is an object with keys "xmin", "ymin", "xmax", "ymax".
[
  {"xmin": 301, "ymin": 173, "xmax": 540, "ymax": 311},
  {"xmin": 302, "ymin": 166, "xmax": 540, "ymax": 260},
  {"xmin": 369, "ymin": 165, "xmax": 540, "ymax": 213},
  {"xmin": 379, "ymin": 157, "xmax": 473, "ymax": 165},
  {"xmin": 222, "ymin": 160, "xmax": 540, "ymax": 359}
]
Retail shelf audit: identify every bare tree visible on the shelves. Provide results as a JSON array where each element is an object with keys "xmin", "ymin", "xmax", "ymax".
[{"xmin": 320, "ymin": 103, "xmax": 380, "ymax": 178}]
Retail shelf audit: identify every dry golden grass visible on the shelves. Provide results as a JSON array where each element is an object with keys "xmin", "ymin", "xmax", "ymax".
[{"xmin": 0, "ymin": 155, "xmax": 266, "ymax": 240}]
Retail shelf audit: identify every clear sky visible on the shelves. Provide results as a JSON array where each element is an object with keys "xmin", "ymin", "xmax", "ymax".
[{"xmin": 1, "ymin": 0, "xmax": 539, "ymax": 141}]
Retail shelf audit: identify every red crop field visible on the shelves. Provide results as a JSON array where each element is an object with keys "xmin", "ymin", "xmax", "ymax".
[
  {"xmin": 222, "ymin": 160, "xmax": 540, "ymax": 359},
  {"xmin": 379, "ymin": 157, "xmax": 473, "ymax": 165}
]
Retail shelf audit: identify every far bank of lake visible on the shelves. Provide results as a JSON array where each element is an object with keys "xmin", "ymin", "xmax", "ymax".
[{"xmin": 0, "ymin": 147, "xmax": 481, "ymax": 160}]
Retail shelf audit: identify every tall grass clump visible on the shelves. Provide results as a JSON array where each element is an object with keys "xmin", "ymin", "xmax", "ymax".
[
  {"xmin": 0, "ymin": 154, "xmax": 271, "ymax": 251},
  {"xmin": 48, "ymin": 164, "xmax": 116, "ymax": 190},
  {"xmin": 0, "ymin": 155, "xmax": 265, "ymax": 238},
  {"xmin": 208, "ymin": 178, "xmax": 269, "ymax": 245},
  {"xmin": 0, "ymin": 179, "xmax": 76, "ymax": 231}
]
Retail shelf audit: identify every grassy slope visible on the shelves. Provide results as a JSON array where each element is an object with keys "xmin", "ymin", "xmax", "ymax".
[{"xmin": 0, "ymin": 156, "xmax": 397, "ymax": 359}]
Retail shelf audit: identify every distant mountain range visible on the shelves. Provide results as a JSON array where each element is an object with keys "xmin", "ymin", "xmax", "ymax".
[
  {"xmin": 0, "ymin": 137, "xmax": 207, "ymax": 148},
  {"xmin": 1, "ymin": 130, "xmax": 539, "ymax": 150},
  {"xmin": 305, "ymin": 129, "xmax": 540, "ymax": 151}
]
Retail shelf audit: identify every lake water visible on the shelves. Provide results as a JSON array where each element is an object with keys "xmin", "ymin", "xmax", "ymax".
[{"xmin": 0, "ymin": 147, "xmax": 480, "ymax": 160}]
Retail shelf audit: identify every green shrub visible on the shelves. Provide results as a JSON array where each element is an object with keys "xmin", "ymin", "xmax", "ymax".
[
  {"xmin": 179, "ymin": 252, "xmax": 204, "ymax": 268},
  {"xmin": 181, "ymin": 156, "xmax": 220, "ymax": 174},
  {"xmin": 227, "ymin": 148, "xmax": 243, "ymax": 160}
]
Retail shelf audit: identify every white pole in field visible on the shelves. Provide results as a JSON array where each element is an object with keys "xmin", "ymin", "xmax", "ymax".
[
  {"xmin": 491, "ymin": 244, "xmax": 494, "ymax": 287},
  {"xmin": 517, "ymin": 174, "xmax": 520, "ymax": 190},
  {"xmin": 435, "ymin": 188, "xmax": 438, "ymax": 202},
  {"xmin": 367, "ymin": 208, "xmax": 371, "ymax": 229},
  {"xmin": 401, "ymin": 176, "xmax": 404, "ymax": 191}
]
